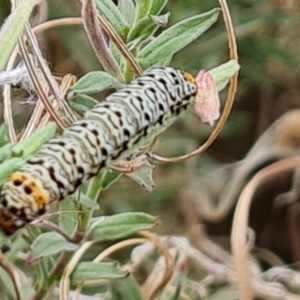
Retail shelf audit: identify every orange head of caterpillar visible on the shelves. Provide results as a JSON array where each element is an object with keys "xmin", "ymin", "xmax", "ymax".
[
  {"xmin": 183, "ymin": 71, "xmax": 197, "ymax": 90},
  {"xmin": 0, "ymin": 172, "xmax": 50, "ymax": 235}
]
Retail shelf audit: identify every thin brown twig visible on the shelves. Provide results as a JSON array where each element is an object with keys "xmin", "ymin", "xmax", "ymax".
[{"xmin": 147, "ymin": 0, "xmax": 238, "ymax": 163}]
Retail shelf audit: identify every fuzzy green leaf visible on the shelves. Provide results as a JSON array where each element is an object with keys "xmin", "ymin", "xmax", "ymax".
[
  {"xmin": 134, "ymin": 0, "xmax": 153, "ymax": 21},
  {"xmin": 72, "ymin": 262, "xmax": 127, "ymax": 282},
  {"xmin": 11, "ymin": 123, "xmax": 57, "ymax": 159},
  {"xmin": 30, "ymin": 232, "xmax": 79, "ymax": 258},
  {"xmin": 95, "ymin": 0, "xmax": 129, "ymax": 38},
  {"xmin": 71, "ymin": 71, "xmax": 124, "ymax": 94},
  {"xmin": 0, "ymin": 158, "xmax": 27, "ymax": 186},
  {"xmin": 209, "ymin": 59, "xmax": 240, "ymax": 91},
  {"xmin": 0, "ymin": 0, "xmax": 43, "ymax": 70},
  {"xmin": 118, "ymin": 0, "xmax": 136, "ymax": 25},
  {"xmin": 102, "ymin": 171, "xmax": 122, "ymax": 190},
  {"xmin": 110, "ymin": 277, "xmax": 144, "ymax": 300},
  {"xmin": 90, "ymin": 212, "xmax": 158, "ymax": 241},
  {"xmin": 138, "ymin": 8, "xmax": 219, "ymax": 70},
  {"xmin": 0, "ymin": 143, "xmax": 12, "ymax": 162},
  {"xmin": 59, "ymin": 197, "xmax": 78, "ymax": 235},
  {"xmin": 151, "ymin": 0, "xmax": 168, "ymax": 15},
  {"xmin": 70, "ymin": 94, "xmax": 99, "ymax": 113},
  {"xmin": 0, "ymin": 123, "xmax": 9, "ymax": 148},
  {"xmin": 127, "ymin": 12, "xmax": 170, "ymax": 42}
]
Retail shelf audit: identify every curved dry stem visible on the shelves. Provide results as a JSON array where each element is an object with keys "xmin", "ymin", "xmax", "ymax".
[
  {"xmin": 72, "ymin": 238, "xmax": 147, "ymax": 300},
  {"xmin": 138, "ymin": 231, "xmax": 174, "ymax": 300},
  {"xmin": 148, "ymin": 0, "xmax": 238, "ymax": 163},
  {"xmin": 231, "ymin": 156, "xmax": 300, "ymax": 300},
  {"xmin": 33, "ymin": 18, "xmax": 83, "ymax": 33},
  {"xmin": 59, "ymin": 240, "xmax": 95, "ymax": 300}
]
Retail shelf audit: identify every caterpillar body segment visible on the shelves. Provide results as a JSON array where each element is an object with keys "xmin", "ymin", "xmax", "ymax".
[{"xmin": 0, "ymin": 67, "xmax": 198, "ymax": 235}]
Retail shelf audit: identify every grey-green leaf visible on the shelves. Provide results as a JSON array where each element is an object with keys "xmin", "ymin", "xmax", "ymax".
[
  {"xmin": 209, "ymin": 59, "xmax": 240, "ymax": 91},
  {"xmin": 0, "ymin": 0, "xmax": 43, "ymax": 70},
  {"xmin": 0, "ymin": 123, "xmax": 9, "ymax": 148},
  {"xmin": 95, "ymin": 0, "xmax": 129, "ymax": 38},
  {"xmin": 70, "ymin": 94, "xmax": 99, "ymax": 113},
  {"xmin": 79, "ymin": 194, "xmax": 100, "ymax": 210},
  {"xmin": 134, "ymin": 0, "xmax": 153, "ymax": 21},
  {"xmin": 30, "ymin": 232, "xmax": 79, "ymax": 258},
  {"xmin": 138, "ymin": 8, "xmax": 220, "ymax": 70},
  {"xmin": 71, "ymin": 71, "xmax": 124, "ymax": 94},
  {"xmin": 110, "ymin": 277, "xmax": 144, "ymax": 300},
  {"xmin": 125, "ymin": 160, "xmax": 155, "ymax": 192},
  {"xmin": 102, "ymin": 171, "xmax": 122, "ymax": 190},
  {"xmin": 59, "ymin": 197, "xmax": 78, "ymax": 235},
  {"xmin": 90, "ymin": 212, "xmax": 159, "ymax": 241},
  {"xmin": 0, "ymin": 143, "xmax": 12, "ymax": 162},
  {"xmin": 150, "ymin": 12, "xmax": 170, "ymax": 26},
  {"xmin": 118, "ymin": 0, "xmax": 136, "ymax": 25},
  {"xmin": 127, "ymin": 12, "xmax": 170, "ymax": 42},
  {"xmin": 72, "ymin": 262, "xmax": 128, "ymax": 282},
  {"xmin": 150, "ymin": 0, "xmax": 168, "ymax": 15},
  {"xmin": 11, "ymin": 123, "xmax": 57, "ymax": 159},
  {"xmin": 0, "ymin": 158, "xmax": 26, "ymax": 186}
]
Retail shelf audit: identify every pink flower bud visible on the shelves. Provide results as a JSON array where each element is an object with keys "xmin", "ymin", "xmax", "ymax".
[{"xmin": 195, "ymin": 71, "xmax": 220, "ymax": 126}]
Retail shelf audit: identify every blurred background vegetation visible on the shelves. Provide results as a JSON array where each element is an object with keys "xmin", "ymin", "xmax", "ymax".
[{"xmin": 1, "ymin": 0, "xmax": 300, "ymax": 297}]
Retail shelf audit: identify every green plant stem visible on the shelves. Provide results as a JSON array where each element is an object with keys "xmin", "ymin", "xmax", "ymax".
[{"xmin": 78, "ymin": 170, "xmax": 107, "ymax": 231}]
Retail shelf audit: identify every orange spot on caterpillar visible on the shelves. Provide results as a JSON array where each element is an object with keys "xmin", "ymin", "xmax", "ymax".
[{"xmin": 183, "ymin": 72, "xmax": 197, "ymax": 85}]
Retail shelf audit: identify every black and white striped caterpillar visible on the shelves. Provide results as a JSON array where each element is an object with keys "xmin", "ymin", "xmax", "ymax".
[{"xmin": 0, "ymin": 67, "xmax": 198, "ymax": 235}]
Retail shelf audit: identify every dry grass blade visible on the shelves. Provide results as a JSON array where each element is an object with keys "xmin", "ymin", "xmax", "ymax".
[
  {"xmin": 231, "ymin": 156, "xmax": 300, "ymax": 300},
  {"xmin": 17, "ymin": 35, "xmax": 67, "ymax": 131},
  {"xmin": 7, "ymin": 0, "xmax": 76, "ymax": 141},
  {"xmin": 24, "ymin": 23, "xmax": 76, "ymax": 125},
  {"xmin": 147, "ymin": 0, "xmax": 238, "ymax": 163}
]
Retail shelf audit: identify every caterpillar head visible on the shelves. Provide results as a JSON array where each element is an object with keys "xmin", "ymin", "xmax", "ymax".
[{"xmin": 0, "ymin": 172, "xmax": 50, "ymax": 235}]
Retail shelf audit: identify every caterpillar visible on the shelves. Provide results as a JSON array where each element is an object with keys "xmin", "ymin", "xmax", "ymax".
[{"xmin": 0, "ymin": 67, "xmax": 198, "ymax": 235}]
